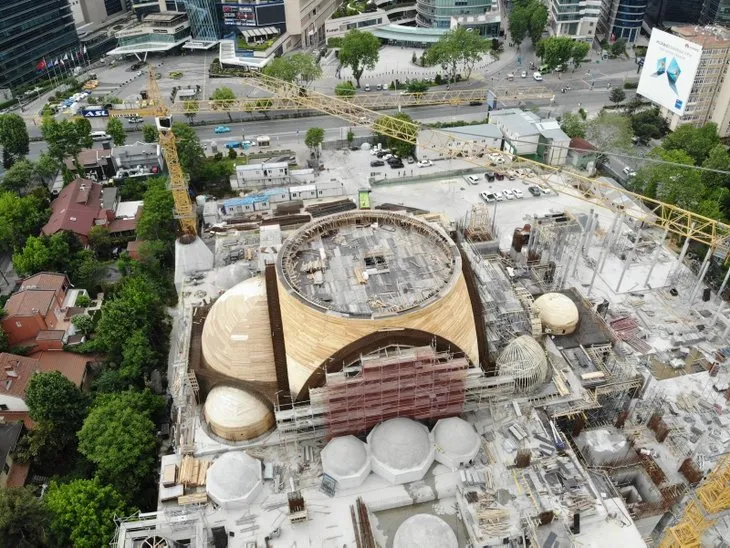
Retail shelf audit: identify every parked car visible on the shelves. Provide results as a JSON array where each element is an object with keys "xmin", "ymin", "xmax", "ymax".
[
  {"xmin": 506, "ymin": 170, "xmax": 517, "ymax": 180},
  {"xmin": 484, "ymin": 171, "xmax": 495, "ymax": 181},
  {"xmin": 214, "ymin": 126, "xmax": 231, "ymax": 134},
  {"xmin": 418, "ymin": 159, "xmax": 432, "ymax": 167},
  {"xmin": 512, "ymin": 187, "xmax": 524, "ymax": 199},
  {"xmin": 495, "ymin": 172, "xmax": 505, "ymax": 181},
  {"xmin": 623, "ymin": 166, "xmax": 637, "ymax": 177},
  {"xmin": 494, "ymin": 191, "xmax": 505, "ymax": 201},
  {"xmin": 533, "ymin": 72, "xmax": 543, "ymax": 81},
  {"xmin": 481, "ymin": 192, "xmax": 496, "ymax": 203},
  {"xmin": 370, "ymin": 160, "xmax": 385, "ymax": 167},
  {"xmin": 528, "ymin": 186, "xmax": 542, "ymax": 197},
  {"xmin": 364, "ymin": 84, "xmax": 371, "ymax": 91},
  {"xmin": 538, "ymin": 184, "xmax": 552, "ymax": 194},
  {"xmin": 503, "ymin": 189, "xmax": 515, "ymax": 200},
  {"xmin": 521, "ymin": 70, "xmax": 527, "ymax": 78},
  {"xmin": 466, "ymin": 175, "xmax": 480, "ymax": 185},
  {"xmin": 225, "ymin": 141, "xmax": 241, "ymax": 149},
  {"xmin": 390, "ymin": 161, "xmax": 404, "ymax": 168}
]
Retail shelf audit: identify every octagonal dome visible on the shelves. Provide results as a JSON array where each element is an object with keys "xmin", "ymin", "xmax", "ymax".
[
  {"xmin": 432, "ymin": 417, "xmax": 480, "ymax": 470},
  {"xmin": 367, "ymin": 418, "xmax": 434, "ymax": 484},
  {"xmin": 206, "ymin": 451, "xmax": 262, "ymax": 508},
  {"xmin": 393, "ymin": 514, "xmax": 458, "ymax": 548},
  {"xmin": 321, "ymin": 435, "xmax": 371, "ymax": 489}
]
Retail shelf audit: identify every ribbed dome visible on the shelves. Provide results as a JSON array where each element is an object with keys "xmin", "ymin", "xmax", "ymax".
[
  {"xmin": 497, "ymin": 335, "xmax": 548, "ymax": 393},
  {"xmin": 203, "ymin": 385, "xmax": 274, "ymax": 441},
  {"xmin": 206, "ymin": 452, "xmax": 262, "ymax": 507},
  {"xmin": 532, "ymin": 293, "xmax": 579, "ymax": 335},
  {"xmin": 321, "ymin": 435, "xmax": 371, "ymax": 489},
  {"xmin": 432, "ymin": 417, "xmax": 480, "ymax": 469}
]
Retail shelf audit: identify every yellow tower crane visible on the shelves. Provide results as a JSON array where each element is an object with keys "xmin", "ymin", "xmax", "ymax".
[{"xmin": 660, "ymin": 453, "xmax": 730, "ymax": 547}]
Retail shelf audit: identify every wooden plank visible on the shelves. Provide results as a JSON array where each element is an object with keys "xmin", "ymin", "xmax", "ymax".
[
  {"xmin": 178, "ymin": 492, "xmax": 208, "ymax": 505},
  {"xmin": 162, "ymin": 463, "xmax": 177, "ymax": 487}
]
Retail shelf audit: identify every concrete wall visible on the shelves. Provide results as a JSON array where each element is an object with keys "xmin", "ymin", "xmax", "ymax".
[{"xmin": 0, "ymin": 394, "xmax": 28, "ymax": 413}]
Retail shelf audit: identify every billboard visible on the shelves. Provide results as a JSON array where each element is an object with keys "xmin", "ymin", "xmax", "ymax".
[
  {"xmin": 637, "ymin": 29, "xmax": 703, "ymax": 116},
  {"xmin": 221, "ymin": 4, "xmax": 257, "ymax": 27}
]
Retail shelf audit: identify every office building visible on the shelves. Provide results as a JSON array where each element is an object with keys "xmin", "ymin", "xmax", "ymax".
[
  {"xmin": 599, "ymin": 0, "xmax": 647, "ymax": 43},
  {"xmin": 284, "ymin": 0, "xmax": 338, "ymax": 47},
  {"xmin": 186, "ymin": 0, "xmax": 222, "ymax": 41},
  {"xmin": 657, "ymin": 26, "xmax": 730, "ymax": 137},
  {"xmin": 644, "ymin": 0, "xmax": 702, "ymax": 31},
  {"xmin": 549, "ymin": 0, "xmax": 602, "ymax": 42},
  {"xmin": 415, "ymin": 0, "xmax": 497, "ymax": 30},
  {"xmin": 700, "ymin": 0, "xmax": 730, "ymax": 25},
  {"xmin": 111, "ymin": 11, "xmax": 191, "ymax": 54},
  {"xmin": 70, "ymin": 0, "xmax": 129, "ymax": 25},
  {"xmin": 0, "ymin": 0, "xmax": 80, "ymax": 90}
]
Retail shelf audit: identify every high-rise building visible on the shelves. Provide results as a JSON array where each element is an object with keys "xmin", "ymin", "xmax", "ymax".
[
  {"xmin": 700, "ymin": 0, "xmax": 730, "ymax": 25},
  {"xmin": 69, "ymin": 0, "xmax": 129, "ymax": 26},
  {"xmin": 0, "ymin": 0, "xmax": 79, "ymax": 90},
  {"xmin": 643, "ymin": 0, "xmax": 702, "ymax": 31},
  {"xmin": 186, "ymin": 0, "xmax": 222, "ymax": 40},
  {"xmin": 655, "ymin": 26, "xmax": 730, "ymax": 137},
  {"xmin": 415, "ymin": 0, "xmax": 496, "ymax": 30},
  {"xmin": 549, "ymin": 0, "xmax": 602, "ymax": 42},
  {"xmin": 597, "ymin": 0, "xmax": 647, "ymax": 44}
]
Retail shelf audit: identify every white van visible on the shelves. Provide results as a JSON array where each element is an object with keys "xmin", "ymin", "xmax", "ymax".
[{"xmin": 91, "ymin": 131, "xmax": 111, "ymax": 141}]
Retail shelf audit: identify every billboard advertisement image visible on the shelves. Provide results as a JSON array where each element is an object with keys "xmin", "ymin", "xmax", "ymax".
[{"xmin": 636, "ymin": 29, "xmax": 703, "ymax": 116}]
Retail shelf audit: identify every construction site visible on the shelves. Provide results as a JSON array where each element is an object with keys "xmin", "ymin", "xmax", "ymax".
[{"xmin": 111, "ymin": 71, "xmax": 730, "ymax": 548}]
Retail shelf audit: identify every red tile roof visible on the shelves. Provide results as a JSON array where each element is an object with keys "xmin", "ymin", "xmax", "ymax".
[
  {"xmin": 64, "ymin": 148, "xmax": 112, "ymax": 171},
  {"xmin": 108, "ymin": 217, "xmax": 138, "ymax": 233},
  {"xmin": 570, "ymin": 137, "xmax": 597, "ymax": 152},
  {"xmin": 5, "ymin": 462, "xmax": 30, "ymax": 488},
  {"xmin": 31, "ymin": 351, "xmax": 92, "ymax": 388},
  {"xmin": 42, "ymin": 178, "xmax": 106, "ymax": 238},
  {"xmin": 0, "ymin": 354, "xmax": 41, "ymax": 397},
  {"xmin": 0, "ymin": 412, "xmax": 34, "ymax": 429},
  {"xmin": 35, "ymin": 330, "xmax": 65, "ymax": 341},
  {"xmin": 19, "ymin": 273, "xmax": 68, "ymax": 293},
  {"xmin": 4, "ymin": 290, "xmax": 55, "ymax": 318}
]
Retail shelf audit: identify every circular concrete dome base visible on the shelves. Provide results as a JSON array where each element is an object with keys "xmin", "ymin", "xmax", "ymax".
[
  {"xmin": 203, "ymin": 385, "xmax": 274, "ymax": 442},
  {"xmin": 532, "ymin": 292, "xmax": 579, "ymax": 335},
  {"xmin": 393, "ymin": 514, "xmax": 458, "ymax": 548}
]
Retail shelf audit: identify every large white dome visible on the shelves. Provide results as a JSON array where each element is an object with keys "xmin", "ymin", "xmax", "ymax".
[
  {"xmin": 206, "ymin": 452, "xmax": 262, "ymax": 508},
  {"xmin": 532, "ymin": 292, "xmax": 579, "ymax": 335},
  {"xmin": 497, "ymin": 335, "xmax": 549, "ymax": 393},
  {"xmin": 432, "ymin": 417, "xmax": 480, "ymax": 469},
  {"xmin": 367, "ymin": 418, "xmax": 434, "ymax": 484},
  {"xmin": 393, "ymin": 514, "xmax": 458, "ymax": 548},
  {"xmin": 201, "ymin": 277, "xmax": 277, "ymax": 385},
  {"xmin": 203, "ymin": 385, "xmax": 274, "ymax": 441}
]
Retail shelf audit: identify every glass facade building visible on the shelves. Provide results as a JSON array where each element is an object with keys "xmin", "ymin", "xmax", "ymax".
[
  {"xmin": 701, "ymin": 0, "xmax": 730, "ymax": 25},
  {"xmin": 416, "ymin": 0, "xmax": 494, "ymax": 29},
  {"xmin": 610, "ymin": 0, "xmax": 646, "ymax": 42},
  {"xmin": 644, "ymin": 0, "xmax": 702, "ymax": 29},
  {"xmin": 186, "ymin": 0, "xmax": 223, "ymax": 40},
  {"xmin": 0, "ymin": 0, "xmax": 79, "ymax": 90}
]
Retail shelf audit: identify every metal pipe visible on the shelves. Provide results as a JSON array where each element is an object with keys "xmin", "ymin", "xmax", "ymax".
[
  {"xmin": 616, "ymin": 225, "xmax": 643, "ymax": 293},
  {"xmin": 688, "ymin": 246, "xmax": 714, "ymax": 305},
  {"xmin": 712, "ymin": 301, "xmax": 726, "ymax": 326}
]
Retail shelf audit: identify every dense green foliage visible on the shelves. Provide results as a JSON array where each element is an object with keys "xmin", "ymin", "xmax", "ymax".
[
  {"xmin": 373, "ymin": 112, "xmax": 417, "ymax": 158},
  {"xmin": 339, "ymin": 30, "xmax": 380, "ymax": 88},
  {"xmin": 335, "ymin": 81, "xmax": 357, "ymax": 97},
  {"xmin": 508, "ymin": 0, "xmax": 548, "ymax": 46},
  {"xmin": 263, "ymin": 53, "xmax": 323, "ymax": 87},
  {"xmin": 0, "ymin": 114, "xmax": 30, "ymax": 169},
  {"xmin": 106, "ymin": 118, "xmax": 126, "ymax": 146},
  {"xmin": 40, "ymin": 117, "xmax": 92, "ymax": 165},
  {"xmin": 0, "ymin": 487, "xmax": 50, "ymax": 548},
  {"xmin": 0, "ymin": 191, "xmax": 50, "ymax": 253},
  {"xmin": 424, "ymin": 27, "xmax": 491, "ymax": 82}
]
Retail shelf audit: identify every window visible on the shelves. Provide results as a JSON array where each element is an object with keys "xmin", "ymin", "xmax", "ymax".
[{"xmin": 15, "ymin": 322, "xmax": 21, "ymax": 328}]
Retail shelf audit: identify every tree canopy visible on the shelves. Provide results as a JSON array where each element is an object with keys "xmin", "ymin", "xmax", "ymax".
[
  {"xmin": 335, "ymin": 81, "xmax": 357, "ymax": 97},
  {"xmin": 0, "ymin": 158, "xmax": 34, "ymax": 193},
  {"xmin": 210, "ymin": 86, "xmax": 236, "ymax": 110},
  {"xmin": 559, "ymin": 112, "xmax": 586, "ymax": 139},
  {"xmin": 630, "ymin": 107, "xmax": 669, "ymax": 143},
  {"xmin": 78, "ymin": 391, "xmax": 164, "ymax": 498},
  {"xmin": 106, "ymin": 118, "xmax": 126, "ymax": 146},
  {"xmin": 662, "ymin": 122, "xmax": 720, "ymax": 165},
  {"xmin": 584, "ymin": 111, "xmax": 633, "ymax": 152},
  {"xmin": 263, "ymin": 53, "xmax": 322, "ymax": 87},
  {"xmin": 509, "ymin": 0, "xmax": 548, "ymax": 46},
  {"xmin": 171, "ymin": 122, "xmax": 205, "ymax": 176},
  {"xmin": 374, "ymin": 112, "xmax": 417, "ymax": 158},
  {"xmin": 33, "ymin": 152, "xmax": 60, "ymax": 182},
  {"xmin": 25, "ymin": 371, "xmax": 87, "ymax": 428},
  {"xmin": 135, "ymin": 177, "xmax": 176, "ymax": 245},
  {"xmin": 0, "ymin": 487, "xmax": 50, "ymax": 548},
  {"xmin": 0, "ymin": 113, "xmax": 30, "ymax": 168},
  {"xmin": 40, "ymin": 117, "xmax": 92, "ymax": 164},
  {"xmin": 46, "ymin": 479, "xmax": 132, "ymax": 548},
  {"xmin": 609, "ymin": 88, "xmax": 626, "ymax": 105},
  {"xmin": 536, "ymin": 36, "xmax": 576, "ymax": 70},
  {"xmin": 142, "ymin": 124, "xmax": 158, "ymax": 143},
  {"xmin": 571, "ymin": 42, "xmax": 591, "ymax": 68},
  {"xmin": 425, "ymin": 27, "xmax": 490, "ymax": 82},
  {"xmin": 339, "ymin": 30, "xmax": 380, "ymax": 88},
  {"xmin": 304, "ymin": 127, "xmax": 325, "ymax": 154},
  {"xmin": 0, "ymin": 191, "xmax": 49, "ymax": 253}
]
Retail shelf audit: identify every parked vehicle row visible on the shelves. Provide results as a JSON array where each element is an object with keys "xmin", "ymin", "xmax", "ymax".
[{"xmin": 479, "ymin": 184, "xmax": 551, "ymax": 203}]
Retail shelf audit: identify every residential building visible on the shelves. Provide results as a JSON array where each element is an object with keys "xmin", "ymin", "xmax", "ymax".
[
  {"xmin": 64, "ymin": 148, "xmax": 115, "ymax": 180},
  {"xmin": 490, "ymin": 109, "xmax": 570, "ymax": 165},
  {"xmin": 69, "ymin": 0, "xmax": 129, "ymax": 26},
  {"xmin": 700, "ymin": 0, "xmax": 730, "ymax": 25},
  {"xmin": 653, "ymin": 26, "xmax": 730, "ymax": 137},
  {"xmin": 0, "ymin": 0, "xmax": 80, "ymax": 90},
  {"xmin": 549, "ymin": 0, "xmax": 601, "ymax": 42},
  {"xmin": 568, "ymin": 137, "xmax": 599, "ymax": 170},
  {"xmin": 0, "ymin": 422, "xmax": 28, "ymax": 489},
  {"xmin": 598, "ymin": 0, "xmax": 647, "ymax": 43},
  {"xmin": 110, "ymin": 11, "xmax": 191, "ymax": 55},
  {"xmin": 416, "ymin": 124, "xmax": 503, "ymax": 162},
  {"xmin": 112, "ymin": 141, "xmax": 165, "ymax": 172},
  {"xmin": 533, "ymin": 120, "xmax": 570, "ymax": 166},
  {"xmin": 416, "ymin": 0, "xmax": 498, "ymax": 32}
]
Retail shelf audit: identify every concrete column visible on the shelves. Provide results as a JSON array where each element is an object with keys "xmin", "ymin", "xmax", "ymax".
[
  {"xmin": 600, "ymin": 213, "xmax": 623, "ymax": 274},
  {"xmin": 616, "ymin": 225, "xmax": 643, "ymax": 293},
  {"xmin": 583, "ymin": 212, "xmax": 599, "ymax": 253},
  {"xmin": 688, "ymin": 246, "xmax": 714, "ymax": 305},
  {"xmin": 673, "ymin": 224, "xmax": 695, "ymax": 279},
  {"xmin": 717, "ymin": 259, "xmax": 730, "ymax": 301},
  {"xmin": 572, "ymin": 212, "xmax": 593, "ymax": 277},
  {"xmin": 644, "ymin": 227, "xmax": 670, "ymax": 289}
]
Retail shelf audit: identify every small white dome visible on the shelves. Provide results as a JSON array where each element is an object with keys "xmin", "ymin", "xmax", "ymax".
[
  {"xmin": 497, "ymin": 335, "xmax": 548, "ymax": 393},
  {"xmin": 321, "ymin": 435, "xmax": 371, "ymax": 489},
  {"xmin": 432, "ymin": 417, "xmax": 480, "ymax": 469},
  {"xmin": 204, "ymin": 385, "xmax": 274, "ymax": 442},
  {"xmin": 393, "ymin": 514, "xmax": 458, "ymax": 548},
  {"xmin": 206, "ymin": 452, "xmax": 262, "ymax": 507},
  {"xmin": 532, "ymin": 292, "xmax": 579, "ymax": 335}
]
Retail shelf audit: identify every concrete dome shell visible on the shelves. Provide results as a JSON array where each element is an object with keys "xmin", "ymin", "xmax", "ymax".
[
  {"xmin": 321, "ymin": 435, "xmax": 371, "ymax": 489},
  {"xmin": 367, "ymin": 418, "xmax": 434, "ymax": 484},
  {"xmin": 201, "ymin": 277, "xmax": 277, "ymax": 387},
  {"xmin": 206, "ymin": 452, "xmax": 263, "ymax": 508},
  {"xmin": 203, "ymin": 385, "xmax": 274, "ymax": 442},
  {"xmin": 532, "ymin": 292, "xmax": 579, "ymax": 335},
  {"xmin": 497, "ymin": 335, "xmax": 549, "ymax": 393},
  {"xmin": 393, "ymin": 514, "xmax": 458, "ymax": 548},
  {"xmin": 432, "ymin": 417, "xmax": 480, "ymax": 470}
]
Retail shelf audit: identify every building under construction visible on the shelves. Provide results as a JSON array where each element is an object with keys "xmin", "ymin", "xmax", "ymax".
[{"xmin": 114, "ymin": 193, "xmax": 730, "ymax": 548}]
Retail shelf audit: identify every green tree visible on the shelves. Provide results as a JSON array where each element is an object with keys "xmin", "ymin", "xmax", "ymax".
[
  {"xmin": 183, "ymin": 100, "xmax": 199, "ymax": 124},
  {"xmin": 46, "ymin": 479, "xmax": 131, "ymax": 548},
  {"xmin": 335, "ymin": 81, "xmax": 357, "ymax": 97},
  {"xmin": 630, "ymin": 107, "xmax": 669, "ymax": 143},
  {"xmin": 425, "ymin": 27, "xmax": 490, "ymax": 82},
  {"xmin": 584, "ymin": 111, "xmax": 633, "ymax": 152},
  {"xmin": 610, "ymin": 38, "xmax": 627, "ymax": 57},
  {"xmin": 609, "ymin": 87, "xmax": 626, "ymax": 105},
  {"xmin": 87, "ymin": 225, "xmax": 112, "ymax": 257},
  {"xmin": 142, "ymin": 124, "xmax": 158, "ymax": 143},
  {"xmin": 347, "ymin": 129, "xmax": 355, "ymax": 145},
  {"xmin": 78, "ymin": 391, "xmax": 163, "ymax": 497},
  {"xmin": 631, "ymin": 148, "xmax": 700, "ymax": 206},
  {"xmin": 40, "ymin": 117, "xmax": 92, "ymax": 165},
  {"xmin": 263, "ymin": 53, "xmax": 323, "ymax": 87},
  {"xmin": 72, "ymin": 314, "xmax": 94, "ymax": 337},
  {"xmin": 339, "ymin": 30, "xmax": 380, "ymax": 88},
  {"xmin": 171, "ymin": 123, "xmax": 205, "ymax": 176},
  {"xmin": 304, "ymin": 127, "xmax": 325, "ymax": 157},
  {"xmin": 0, "ymin": 192, "xmax": 49, "ymax": 253},
  {"xmin": 373, "ymin": 112, "xmax": 417, "ymax": 158},
  {"xmin": 508, "ymin": 3, "xmax": 529, "ymax": 46},
  {"xmin": 701, "ymin": 144, "xmax": 730, "ymax": 191},
  {"xmin": 537, "ymin": 36, "xmax": 575, "ymax": 70},
  {"xmin": 528, "ymin": 3, "xmax": 549, "ymax": 46},
  {"xmin": 25, "ymin": 370, "xmax": 87, "ymax": 429},
  {"xmin": 12, "ymin": 233, "xmax": 70, "ymax": 276},
  {"xmin": 0, "ymin": 487, "xmax": 50, "ymax": 548},
  {"xmin": 136, "ymin": 177, "xmax": 176, "ymax": 244},
  {"xmin": 119, "ymin": 329, "xmax": 158, "ymax": 383},
  {"xmin": 70, "ymin": 250, "xmax": 105, "ymax": 293},
  {"xmin": 560, "ymin": 112, "xmax": 586, "ymax": 139},
  {"xmin": 571, "ymin": 42, "xmax": 590, "ymax": 68},
  {"xmin": 210, "ymin": 86, "xmax": 236, "ymax": 110},
  {"xmin": 662, "ymin": 122, "xmax": 720, "ymax": 165},
  {"xmin": 33, "ymin": 152, "xmax": 60, "ymax": 182},
  {"xmin": 106, "ymin": 118, "xmax": 126, "ymax": 146},
  {"xmin": 0, "ymin": 114, "xmax": 30, "ymax": 168},
  {"xmin": 1, "ymin": 158, "xmax": 33, "ymax": 192}
]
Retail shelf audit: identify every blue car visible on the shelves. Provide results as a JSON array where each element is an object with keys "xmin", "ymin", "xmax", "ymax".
[
  {"xmin": 214, "ymin": 126, "xmax": 231, "ymax": 134},
  {"xmin": 225, "ymin": 141, "xmax": 241, "ymax": 149}
]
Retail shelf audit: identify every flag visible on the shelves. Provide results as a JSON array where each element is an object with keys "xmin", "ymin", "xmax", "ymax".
[
  {"xmin": 63, "ymin": 53, "xmax": 68, "ymax": 61},
  {"xmin": 47, "ymin": 59, "xmax": 54, "ymax": 68},
  {"xmin": 60, "ymin": 58, "xmax": 65, "ymax": 66},
  {"xmin": 36, "ymin": 58, "xmax": 47, "ymax": 71},
  {"xmin": 83, "ymin": 45, "xmax": 88, "ymax": 55},
  {"xmin": 76, "ymin": 50, "xmax": 81, "ymax": 59}
]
